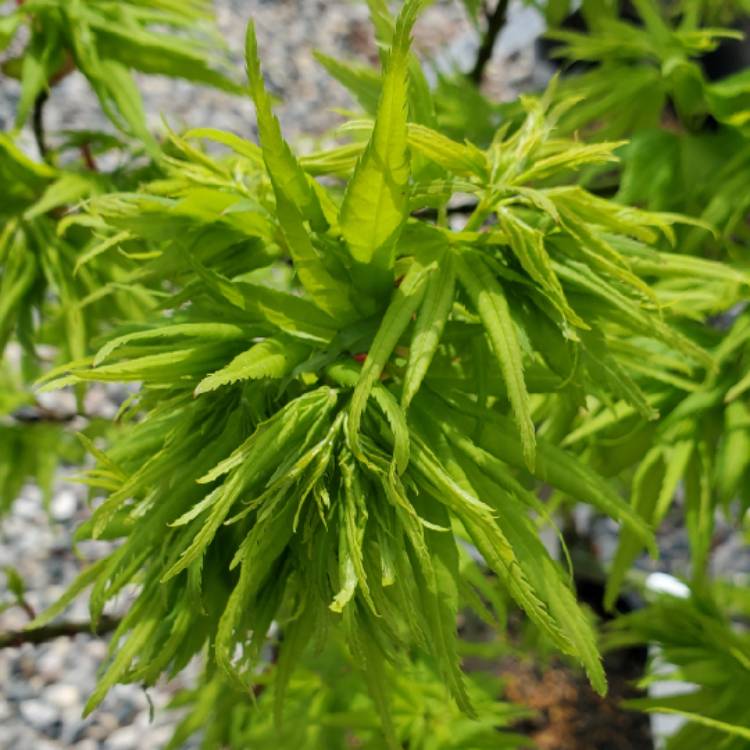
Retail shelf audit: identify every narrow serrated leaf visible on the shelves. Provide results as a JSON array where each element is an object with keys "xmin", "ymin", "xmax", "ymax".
[
  {"xmin": 245, "ymin": 22, "xmax": 326, "ymax": 230},
  {"xmin": 456, "ymin": 254, "xmax": 536, "ymax": 469},
  {"xmin": 194, "ymin": 337, "xmax": 308, "ymax": 394},
  {"xmin": 348, "ymin": 261, "xmax": 429, "ymax": 472},
  {"xmin": 339, "ymin": 1, "xmax": 423, "ymax": 282},
  {"xmin": 402, "ymin": 254, "xmax": 455, "ymax": 408}
]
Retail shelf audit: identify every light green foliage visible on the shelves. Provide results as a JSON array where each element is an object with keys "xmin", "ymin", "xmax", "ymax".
[
  {"xmin": 584, "ymin": 302, "xmax": 750, "ymax": 607},
  {"xmin": 166, "ymin": 638, "xmax": 531, "ymax": 750},
  {"xmin": 0, "ymin": 130, "xmax": 165, "ymax": 412},
  {"xmin": 402, "ymin": 253, "xmax": 455, "ymax": 409},
  {"xmin": 29, "ymin": 0, "xmax": 745, "ymax": 732},
  {"xmin": 606, "ymin": 586, "xmax": 750, "ymax": 749},
  {"xmin": 0, "ymin": 363, "xmax": 75, "ymax": 513},
  {"xmin": 0, "ymin": 0, "xmax": 264, "ymax": 531},
  {"xmin": 3, "ymin": 0, "xmax": 750, "ymax": 746},
  {"xmin": 456, "ymin": 253, "xmax": 536, "ymax": 469},
  {"xmin": 339, "ymin": 0, "xmax": 421, "ymax": 289},
  {"xmin": 245, "ymin": 23, "xmax": 357, "ymax": 319},
  {"xmin": 2, "ymin": 0, "xmax": 239, "ymax": 147},
  {"xmin": 545, "ymin": 0, "xmax": 744, "ymax": 135}
]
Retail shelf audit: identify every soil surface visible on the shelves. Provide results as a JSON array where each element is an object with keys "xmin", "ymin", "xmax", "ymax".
[{"xmin": 501, "ymin": 653, "xmax": 653, "ymax": 750}]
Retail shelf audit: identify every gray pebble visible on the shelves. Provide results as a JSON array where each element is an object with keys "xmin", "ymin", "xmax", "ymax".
[
  {"xmin": 19, "ymin": 699, "xmax": 60, "ymax": 732},
  {"xmin": 43, "ymin": 683, "xmax": 81, "ymax": 710},
  {"xmin": 50, "ymin": 490, "xmax": 78, "ymax": 523},
  {"xmin": 104, "ymin": 725, "xmax": 140, "ymax": 750}
]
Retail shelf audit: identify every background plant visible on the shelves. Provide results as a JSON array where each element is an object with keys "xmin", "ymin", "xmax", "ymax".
[
  {"xmin": 0, "ymin": 0, "xmax": 240, "ymax": 518},
  {"xmin": 1, "ymin": 1, "xmax": 750, "ymax": 749}
]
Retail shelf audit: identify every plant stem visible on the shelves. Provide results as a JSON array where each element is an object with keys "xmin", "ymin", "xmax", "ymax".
[
  {"xmin": 18, "ymin": 597, "xmax": 36, "ymax": 622},
  {"xmin": 469, "ymin": 0, "xmax": 510, "ymax": 85},
  {"xmin": 80, "ymin": 142, "xmax": 98, "ymax": 172},
  {"xmin": 412, "ymin": 201, "xmax": 479, "ymax": 221},
  {"xmin": 0, "ymin": 615, "xmax": 121, "ymax": 649},
  {"xmin": 252, "ymin": 637, "xmax": 280, "ymax": 698},
  {"xmin": 30, "ymin": 52, "xmax": 77, "ymax": 164},
  {"xmin": 11, "ymin": 402, "xmax": 78, "ymax": 423},
  {"xmin": 32, "ymin": 90, "xmax": 50, "ymax": 163}
]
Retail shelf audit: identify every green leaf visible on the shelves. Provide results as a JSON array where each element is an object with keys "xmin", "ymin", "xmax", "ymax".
[
  {"xmin": 16, "ymin": 28, "xmax": 60, "ymax": 128},
  {"xmin": 0, "ymin": 241, "xmax": 37, "ymax": 351},
  {"xmin": 0, "ymin": 12, "xmax": 22, "ymax": 53},
  {"xmin": 409, "ymin": 435, "xmax": 570, "ymax": 662},
  {"xmin": 273, "ymin": 598, "xmax": 319, "ymax": 725},
  {"xmin": 402, "ymin": 254, "xmax": 455, "ymax": 409},
  {"xmin": 58, "ymin": 344, "xmax": 237, "ymax": 386},
  {"xmin": 194, "ymin": 337, "xmax": 309, "ymax": 394},
  {"xmin": 74, "ymin": 230, "xmax": 133, "ymax": 274},
  {"xmin": 165, "ymin": 388, "xmax": 337, "ymax": 582},
  {"xmin": 24, "ymin": 172, "xmax": 100, "ymax": 220},
  {"xmin": 245, "ymin": 22, "xmax": 327, "ymax": 230},
  {"xmin": 184, "ymin": 128, "xmax": 264, "ymax": 166},
  {"xmin": 726, "ymin": 368, "xmax": 750, "ymax": 403},
  {"xmin": 198, "ymin": 387, "xmax": 336, "ymax": 486},
  {"xmin": 407, "ymin": 123, "xmax": 488, "ymax": 177},
  {"xmin": 93, "ymin": 323, "xmax": 248, "ymax": 366},
  {"xmin": 274, "ymin": 190, "xmax": 357, "ymax": 321},
  {"xmin": 339, "ymin": 1, "xmax": 423, "ymax": 285},
  {"xmin": 3, "ymin": 565, "xmax": 26, "ymax": 601},
  {"xmin": 314, "ymin": 52, "xmax": 382, "ymax": 115},
  {"xmin": 605, "ymin": 447, "xmax": 663, "ymax": 610},
  {"xmin": 91, "ymin": 59, "xmax": 157, "ymax": 153},
  {"xmin": 347, "ymin": 260, "xmax": 430, "ymax": 472},
  {"xmin": 345, "ymin": 609, "xmax": 399, "ymax": 750},
  {"xmin": 715, "ymin": 402, "xmax": 750, "ymax": 506},
  {"xmin": 460, "ymin": 0, "xmax": 483, "ymax": 25},
  {"xmin": 410, "ymin": 494, "xmax": 473, "ymax": 713},
  {"xmin": 622, "ymin": 705, "xmax": 750, "ymax": 742},
  {"xmin": 498, "ymin": 209, "xmax": 586, "ymax": 330},
  {"xmin": 456, "ymin": 253, "xmax": 536, "ymax": 470},
  {"xmin": 331, "ymin": 454, "xmax": 373, "ymax": 613},
  {"xmin": 421, "ymin": 391, "xmax": 654, "ymax": 546},
  {"xmin": 28, "ymin": 559, "xmax": 109, "ymax": 629},
  {"xmin": 84, "ymin": 631, "xmax": 152, "ymax": 715},
  {"xmin": 461, "ymin": 458, "xmax": 606, "ymax": 695},
  {"xmin": 234, "ymin": 281, "xmax": 340, "ymax": 343},
  {"xmin": 685, "ymin": 440, "xmax": 713, "ymax": 583},
  {"xmin": 605, "ymin": 439, "xmax": 692, "ymax": 609},
  {"xmin": 93, "ymin": 24, "xmax": 240, "ymax": 94}
]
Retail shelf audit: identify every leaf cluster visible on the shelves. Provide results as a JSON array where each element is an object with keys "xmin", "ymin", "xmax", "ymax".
[{"xmin": 2, "ymin": 0, "xmax": 750, "ymax": 747}]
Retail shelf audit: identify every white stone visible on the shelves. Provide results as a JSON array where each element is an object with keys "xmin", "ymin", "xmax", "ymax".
[
  {"xmin": 19, "ymin": 699, "xmax": 59, "ymax": 729},
  {"xmin": 51, "ymin": 489, "xmax": 78, "ymax": 521},
  {"xmin": 44, "ymin": 683, "xmax": 81, "ymax": 710},
  {"xmin": 104, "ymin": 725, "xmax": 140, "ymax": 749},
  {"xmin": 37, "ymin": 643, "xmax": 67, "ymax": 681},
  {"xmin": 646, "ymin": 572, "xmax": 691, "ymax": 599}
]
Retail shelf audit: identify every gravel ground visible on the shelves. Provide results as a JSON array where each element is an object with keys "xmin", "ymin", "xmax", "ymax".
[
  {"xmin": 0, "ymin": 2, "xmax": 545, "ymax": 748},
  {"xmin": 0, "ymin": 381, "xmax": 202, "ymax": 750},
  {"xmin": 0, "ymin": 0, "xmax": 543, "ymax": 150},
  {"xmin": 0, "ymin": 482, "xmax": 202, "ymax": 750}
]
